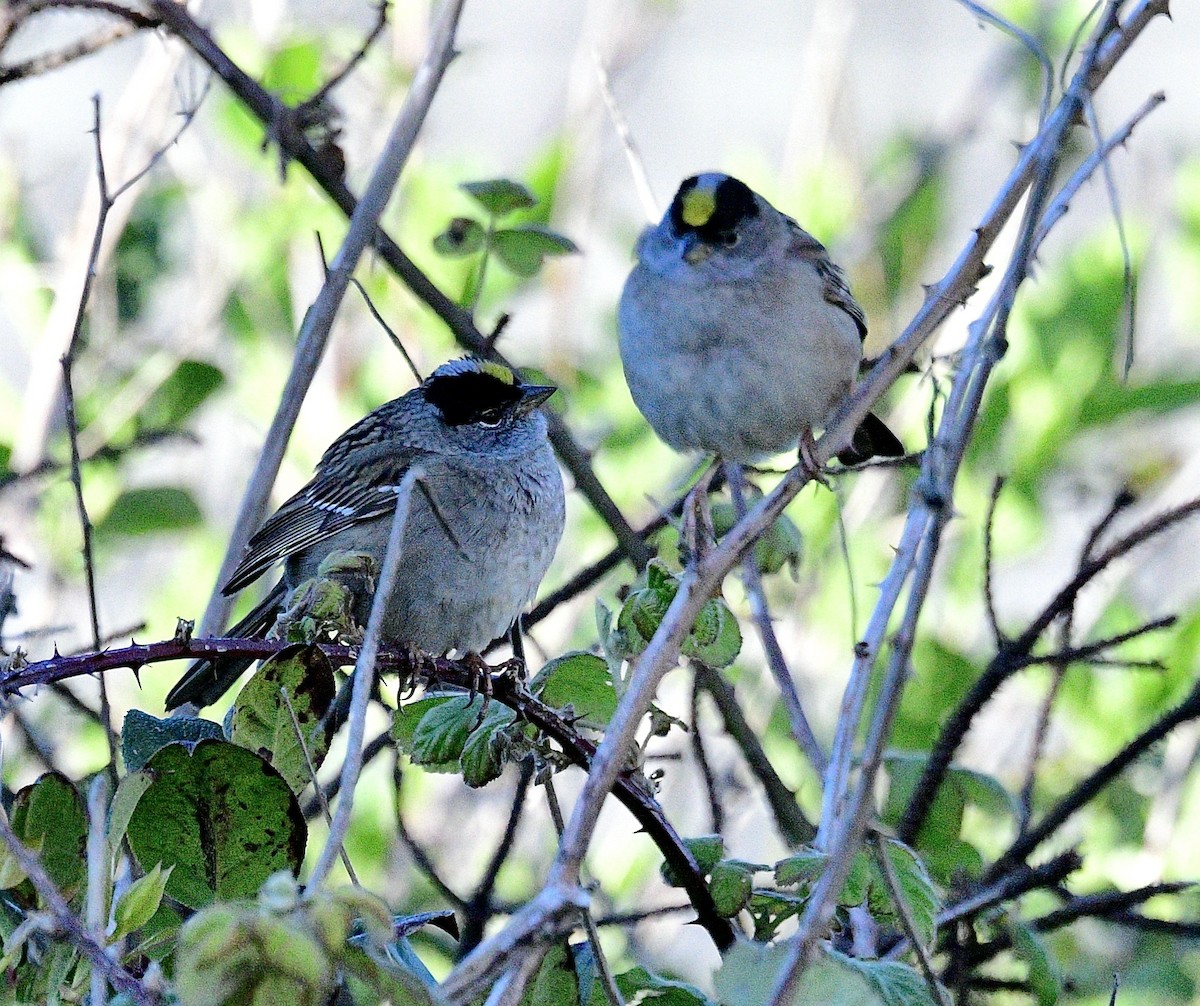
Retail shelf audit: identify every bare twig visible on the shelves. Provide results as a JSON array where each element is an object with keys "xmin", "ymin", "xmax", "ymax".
[
  {"xmin": 989, "ymin": 680, "xmax": 1200, "ymax": 880},
  {"xmin": 727, "ymin": 463, "xmax": 827, "ymax": 775},
  {"xmin": 460, "ymin": 760, "xmax": 534, "ymax": 954},
  {"xmin": 544, "ymin": 779, "xmax": 625, "ymax": 1006},
  {"xmin": 982, "ymin": 476, "xmax": 1005, "ymax": 644},
  {"xmin": 281, "ymin": 686, "xmax": 358, "ymax": 885},
  {"xmin": 767, "ymin": 5, "xmax": 1168, "ymax": 999},
  {"xmin": 0, "ymin": 23, "xmax": 140, "ymax": 84},
  {"xmin": 301, "ymin": 0, "xmax": 389, "ymax": 111},
  {"xmin": 593, "ymin": 51, "xmax": 657, "ymax": 223},
  {"xmin": 902, "ymin": 494, "xmax": 1200, "ymax": 843},
  {"xmin": 688, "ymin": 673, "xmax": 724, "ymax": 834},
  {"xmin": 870, "ymin": 833, "xmax": 948, "ymax": 1006},
  {"xmin": 195, "ymin": 0, "xmax": 467, "ymax": 639},
  {"xmin": 86, "ymin": 775, "xmax": 110, "ymax": 1006},
  {"xmin": 307, "ymin": 466, "xmax": 423, "ymax": 889},
  {"xmin": 393, "ymin": 763, "xmax": 468, "ymax": 911},
  {"xmin": 694, "ymin": 663, "xmax": 814, "ymax": 845}
]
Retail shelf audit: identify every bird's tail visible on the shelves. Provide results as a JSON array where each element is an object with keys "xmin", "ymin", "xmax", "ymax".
[
  {"xmin": 164, "ymin": 581, "xmax": 287, "ymax": 711},
  {"xmin": 836, "ymin": 412, "xmax": 905, "ymax": 466}
]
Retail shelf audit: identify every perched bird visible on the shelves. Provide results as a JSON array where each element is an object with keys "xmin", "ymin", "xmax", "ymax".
[
  {"xmin": 618, "ymin": 172, "xmax": 903, "ymax": 468},
  {"xmin": 165, "ymin": 357, "xmax": 566, "ymax": 710}
]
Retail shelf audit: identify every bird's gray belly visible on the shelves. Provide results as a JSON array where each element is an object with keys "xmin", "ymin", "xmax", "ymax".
[
  {"xmin": 286, "ymin": 460, "xmax": 563, "ymax": 654},
  {"xmin": 621, "ymin": 276, "xmax": 857, "ymax": 460}
]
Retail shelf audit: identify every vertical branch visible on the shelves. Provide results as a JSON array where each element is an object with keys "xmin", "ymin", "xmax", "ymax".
[
  {"xmin": 86, "ymin": 774, "xmax": 111, "ymax": 1006},
  {"xmin": 306, "ymin": 466, "xmax": 423, "ymax": 890},
  {"xmin": 727, "ymin": 463, "xmax": 827, "ymax": 776},
  {"xmin": 198, "ymin": 0, "xmax": 468, "ymax": 639}
]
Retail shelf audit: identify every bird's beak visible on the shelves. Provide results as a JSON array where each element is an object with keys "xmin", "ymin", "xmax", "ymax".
[
  {"xmin": 516, "ymin": 384, "xmax": 557, "ymax": 415},
  {"xmin": 681, "ymin": 233, "xmax": 713, "ymax": 266}
]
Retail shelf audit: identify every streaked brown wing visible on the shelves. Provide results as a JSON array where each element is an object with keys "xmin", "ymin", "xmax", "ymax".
[
  {"xmin": 224, "ymin": 397, "xmax": 427, "ymax": 595},
  {"xmin": 785, "ymin": 218, "xmax": 868, "ymax": 341}
]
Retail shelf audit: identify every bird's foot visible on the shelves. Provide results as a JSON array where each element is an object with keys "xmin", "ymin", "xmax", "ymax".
[
  {"xmin": 681, "ymin": 462, "xmax": 720, "ymax": 566},
  {"xmin": 798, "ymin": 429, "xmax": 831, "ymax": 488},
  {"xmin": 462, "ymin": 651, "xmax": 493, "ymax": 726}
]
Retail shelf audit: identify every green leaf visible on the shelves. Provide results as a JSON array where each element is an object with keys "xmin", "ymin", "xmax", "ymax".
[
  {"xmin": 96, "ymin": 486, "xmax": 202, "ymax": 539},
  {"xmin": 261, "ymin": 38, "xmax": 323, "ymax": 97},
  {"xmin": 616, "ymin": 560, "xmax": 741, "ymax": 668},
  {"xmin": 830, "ymin": 949, "xmax": 945, "ymax": 1006},
  {"xmin": 491, "ymin": 224, "xmax": 578, "ymax": 276},
  {"xmin": 614, "ymin": 966, "xmax": 711, "ymax": 1005},
  {"xmin": 709, "ymin": 860, "xmax": 755, "ymax": 917},
  {"xmin": 459, "ymin": 701, "xmax": 517, "ymax": 788},
  {"xmin": 682, "ymin": 597, "xmax": 742, "ymax": 668},
  {"xmin": 775, "ymin": 849, "xmax": 828, "ymax": 887},
  {"xmin": 125, "ymin": 739, "xmax": 306, "ymax": 909},
  {"xmin": 882, "ymin": 752, "xmax": 1013, "ymax": 883},
  {"xmin": 409, "ymin": 696, "xmax": 477, "ymax": 767},
  {"xmin": 121, "ymin": 709, "xmax": 223, "ymax": 774},
  {"xmin": 868, "ymin": 840, "xmax": 940, "ymax": 951},
  {"xmin": 1007, "ymin": 919, "xmax": 1061, "ymax": 1006},
  {"xmin": 138, "ymin": 360, "xmax": 225, "ymax": 431},
  {"xmin": 391, "ymin": 695, "xmax": 459, "ymax": 772},
  {"xmin": 531, "ymin": 651, "xmax": 616, "ymax": 729},
  {"xmin": 461, "ymin": 178, "xmax": 537, "ymax": 216},
  {"xmin": 713, "ymin": 940, "xmax": 880, "ymax": 1006},
  {"xmin": 6, "ymin": 772, "xmax": 87, "ymax": 902},
  {"xmin": 432, "ymin": 217, "xmax": 485, "ymax": 257},
  {"xmin": 522, "ymin": 942, "xmax": 580, "ymax": 1006},
  {"xmin": 112, "ymin": 863, "xmax": 173, "ymax": 940},
  {"xmin": 661, "ymin": 835, "xmax": 725, "ymax": 887},
  {"xmin": 228, "ymin": 645, "xmax": 336, "ymax": 793},
  {"xmin": 711, "ymin": 500, "xmax": 804, "ymax": 577}
]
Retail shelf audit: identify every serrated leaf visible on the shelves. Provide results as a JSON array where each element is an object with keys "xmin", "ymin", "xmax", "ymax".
[
  {"xmin": 228, "ymin": 645, "xmax": 336, "ymax": 793},
  {"xmin": 410, "ymin": 697, "xmax": 476, "ymax": 767},
  {"xmin": 96, "ymin": 486, "xmax": 202, "ymax": 538},
  {"xmin": 459, "ymin": 701, "xmax": 516, "ymax": 788},
  {"xmin": 122, "ymin": 709, "xmax": 223, "ymax": 773},
  {"xmin": 830, "ymin": 949, "xmax": 945, "ymax": 1006},
  {"xmin": 614, "ymin": 966, "xmax": 712, "ymax": 1005},
  {"xmin": 491, "ymin": 224, "xmax": 578, "ymax": 276},
  {"xmin": 775, "ymin": 849, "xmax": 828, "ymax": 887},
  {"xmin": 112, "ymin": 863, "xmax": 173, "ymax": 940},
  {"xmin": 125, "ymin": 739, "xmax": 306, "ymax": 909},
  {"xmin": 7, "ymin": 772, "xmax": 87, "ymax": 902},
  {"xmin": 841, "ymin": 851, "xmax": 873, "ymax": 906},
  {"xmin": 869, "ymin": 840, "xmax": 940, "ymax": 951},
  {"xmin": 391, "ymin": 695, "xmax": 460, "ymax": 773},
  {"xmin": 432, "ymin": 216, "xmax": 485, "ymax": 257},
  {"xmin": 531, "ymin": 651, "xmax": 616, "ymax": 729},
  {"xmin": 709, "ymin": 860, "xmax": 754, "ymax": 917},
  {"xmin": 461, "ymin": 178, "xmax": 537, "ymax": 216}
]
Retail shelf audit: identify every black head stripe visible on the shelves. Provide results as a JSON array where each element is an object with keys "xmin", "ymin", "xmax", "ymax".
[
  {"xmin": 422, "ymin": 369, "xmax": 524, "ymax": 426},
  {"xmin": 669, "ymin": 174, "xmax": 760, "ymax": 242},
  {"xmin": 668, "ymin": 176, "xmax": 702, "ymax": 236}
]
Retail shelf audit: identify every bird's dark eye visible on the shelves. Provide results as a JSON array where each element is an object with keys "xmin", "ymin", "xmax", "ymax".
[
  {"xmin": 476, "ymin": 409, "xmax": 503, "ymax": 428},
  {"xmin": 721, "ymin": 231, "xmax": 740, "ymax": 248}
]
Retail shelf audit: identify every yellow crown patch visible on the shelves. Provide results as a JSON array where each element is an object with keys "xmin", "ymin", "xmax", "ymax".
[
  {"xmin": 479, "ymin": 360, "xmax": 518, "ymax": 385},
  {"xmin": 680, "ymin": 188, "xmax": 716, "ymax": 228}
]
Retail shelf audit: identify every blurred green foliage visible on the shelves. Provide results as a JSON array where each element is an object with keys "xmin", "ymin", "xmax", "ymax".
[{"xmin": 2, "ymin": 8, "xmax": 1199, "ymax": 1003}]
